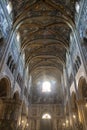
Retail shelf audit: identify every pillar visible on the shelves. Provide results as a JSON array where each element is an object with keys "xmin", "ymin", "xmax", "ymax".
[
  {"xmin": 36, "ymin": 119, "xmax": 40, "ymax": 130},
  {"xmin": 64, "ymin": 66, "xmax": 73, "ymax": 130}
]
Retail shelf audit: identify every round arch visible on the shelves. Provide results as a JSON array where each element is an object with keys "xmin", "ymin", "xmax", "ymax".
[
  {"xmin": 13, "ymin": 91, "xmax": 20, "ymax": 100},
  {"xmin": 40, "ymin": 109, "xmax": 53, "ymax": 118},
  {"xmin": 42, "ymin": 113, "xmax": 52, "ymax": 119},
  {"xmin": 71, "ymin": 91, "xmax": 84, "ymax": 129},
  {"xmin": 71, "ymin": 92, "xmax": 78, "ymax": 113},
  {"xmin": 40, "ymin": 112, "xmax": 52, "ymax": 130},
  {"xmin": 0, "ymin": 77, "xmax": 11, "ymax": 98},
  {"xmin": 78, "ymin": 77, "xmax": 87, "ymax": 100}
]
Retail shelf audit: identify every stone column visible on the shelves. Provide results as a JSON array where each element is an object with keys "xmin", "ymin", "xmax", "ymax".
[
  {"xmin": 61, "ymin": 74, "xmax": 66, "ymax": 106},
  {"xmin": 64, "ymin": 66, "xmax": 73, "ymax": 130},
  {"xmin": 53, "ymin": 119, "xmax": 57, "ymax": 130},
  {"xmin": 21, "ymin": 65, "xmax": 26, "ymax": 100},
  {"xmin": 28, "ymin": 120, "xmax": 32, "ymax": 130},
  {"xmin": 69, "ymin": 53, "xmax": 79, "ymax": 99},
  {"xmin": 36, "ymin": 119, "xmax": 40, "ymax": 130},
  {"xmin": 30, "ymin": 119, "xmax": 36, "ymax": 130}
]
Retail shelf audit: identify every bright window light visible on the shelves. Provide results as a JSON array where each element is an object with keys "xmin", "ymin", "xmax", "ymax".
[
  {"xmin": 7, "ymin": 2, "xmax": 12, "ymax": 14},
  {"xmin": 42, "ymin": 81, "xmax": 51, "ymax": 92},
  {"xmin": 22, "ymin": 52, "xmax": 25, "ymax": 61},
  {"xmin": 75, "ymin": 2, "xmax": 80, "ymax": 13},
  {"xmin": 42, "ymin": 114, "xmax": 51, "ymax": 119},
  {"xmin": 17, "ymin": 32, "xmax": 20, "ymax": 42}
]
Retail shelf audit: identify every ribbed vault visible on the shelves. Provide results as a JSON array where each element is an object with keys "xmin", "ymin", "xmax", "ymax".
[{"xmin": 11, "ymin": 0, "xmax": 77, "ymax": 104}]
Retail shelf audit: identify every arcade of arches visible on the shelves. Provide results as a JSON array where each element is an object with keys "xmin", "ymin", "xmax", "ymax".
[{"xmin": 0, "ymin": 0, "xmax": 87, "ymax": 130}]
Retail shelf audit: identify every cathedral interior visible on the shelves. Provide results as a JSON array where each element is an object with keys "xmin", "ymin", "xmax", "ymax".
[{"xmin": 0, "ymin": 0, "xmax": 87, "ymax": 130}]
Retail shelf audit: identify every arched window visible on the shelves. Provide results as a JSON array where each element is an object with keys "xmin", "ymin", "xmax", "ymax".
[
  {"xmin": 10, "ymin": 59, "xmax": 14, "ymax": 70},
  {"xmin": 7, "ymin": 1, "xmax": 12, "ymax": 14},
  {"xmin": 42, "ymin": 113, "xmax": 51, "ymax": 119},
  {"xmin": 25, "ymin": 66, "xmax": 28, "ymax": 86},
  {"xmin": 77, "ymin": 56, "xmax": 81, "ymax": 67},
  {"xmin": 16, "ymin": 32, "xmax": 21, "ymax": 51},
  {"xmin": 76, "ymin": 60, "xmax": 79, "ymax": 70},
  {"xmin": 42, "ymin": 81, "xmax": 51, "ymax": 92},
  {"xmin": 75, "ymin": 2, "xmax": 80, "ymax": 13},
  {"xmin": 74, "ymin": 56, "xmax": 81, "ymax": 75},
  {"xmin": 17, "ymin": 32, "xmax": 20, "ymax": 42},
  {"xmin": 22, "ymin": 52, "xmax": 25, "ymax": 66},
  {"xmin": 11, "ymin": 64, "xmax": 16, "ymax": 74},
  {"xmin": 7, "ymin": 55, "xmax": 12, "ymax": 67},
  {"xmin": 74, "ymin": 63, "xmax": 77, "ymax": 74}
]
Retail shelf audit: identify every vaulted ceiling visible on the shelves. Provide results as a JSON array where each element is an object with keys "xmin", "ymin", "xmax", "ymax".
[{"xmin": 11, "ymin": 0, "xmax": 77, "ymax": 104}]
